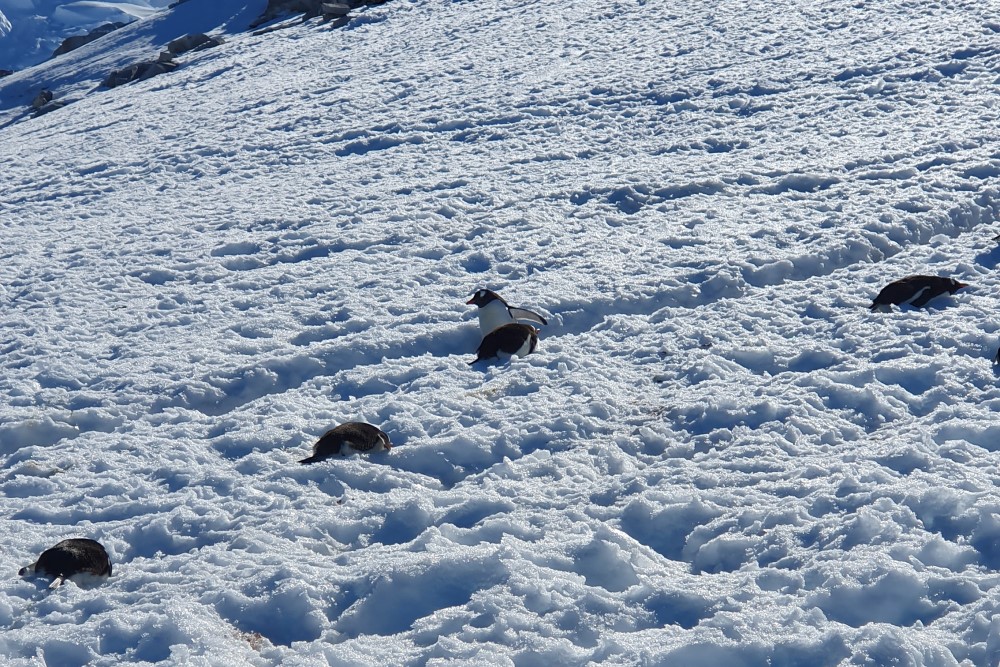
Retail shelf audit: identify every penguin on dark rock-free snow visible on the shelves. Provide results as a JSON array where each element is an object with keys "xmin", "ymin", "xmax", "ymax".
[
  {"xmin": 869, "ymin": 276, "xmax": 968, "ymax": 312},
  {"xmin": 466, "ymin": 288, "xmax": 547, "ymax": 337},
  {"xmin": 19, "ymin": 538, "xmax": 112, "ymax": 589},
  {"xmin": 469, "ymin": 322, "xmax": 539, "ymax": 364},
  {"xmin": 300, "ymin": 422, "xmax": 392, "ymax": 464}
]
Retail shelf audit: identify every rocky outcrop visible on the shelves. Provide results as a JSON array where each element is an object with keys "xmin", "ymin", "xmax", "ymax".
[
  {"xmin": 322, "ymin": 3, "xmax": 351, "ymax": 16},
  {"xmin": 99, "ymin": 32, "xmax": 222, "ymax": 91},
  {"xmin": 27, "ymin": 89, "xmax": 66, "ymax": 116},
  {"xmin": 34, "ymin": 100, "xmax": 67, "ymax": 116},
  {"xmin": 102, "ymin": 52, "xmax": 178, "ymax": 89},
  {"xmin": 52, "ymin": 23, "xmax": 127, "ymax": 59},
  {"xmin": 250, "ymin": 0, "xmax": 326, "ymax": 28},
  {"xmin": 167, "ymin": 33, "xmax": 224, "ymax": 56},
  {"xmin": 32, "ymin": 90, "xmax": 53, "ymax": 108},
  {"xmin": 249, "ymin": 0, "xmax": 372, "ymax": 28}
]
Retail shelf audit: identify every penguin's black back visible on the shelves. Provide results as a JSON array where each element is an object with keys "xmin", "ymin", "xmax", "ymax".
[
  {"xmin": 300, "ymin": 422, "xmax": 389, "ymax": 464},
  {"xmin": 24, "ymin": 538, "xmax": 112, "ymax": 578},
  {"xmin": 470, "ymin": 323, "xmax": 538, "ymax": 364},
  {"xmin": 870, "ymin": 275, "xmax": 967, "ymax": 310}
]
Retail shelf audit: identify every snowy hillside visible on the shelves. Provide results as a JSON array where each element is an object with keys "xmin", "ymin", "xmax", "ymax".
[
  {"xmin": 1, "ymin": 0, "xmax": 1000, "ymax": 664},
  {"xmin": 0, "ymin": 0, "xmax": 174, "ymax": 72}
]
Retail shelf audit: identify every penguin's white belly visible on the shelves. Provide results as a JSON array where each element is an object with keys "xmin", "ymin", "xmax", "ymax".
[
  {"xmin": 901, "ymin": 286, "xmax": 931, "ymax": 305},
  {"xmin": 511, "ymin": 336, "xmax": 534, "ymax": 358},
  {"xmin": 477, "ymin": 301, "xmax": 514, "ymax": 336}
]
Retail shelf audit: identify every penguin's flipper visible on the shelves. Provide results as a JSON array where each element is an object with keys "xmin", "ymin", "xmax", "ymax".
[
  {"xmin": 908, "ymin": 288, "xmax": 937, "ymax": 308},
  {"xmin": 508, "ymin": 307, "xmax": 547, "ymax": 326}
]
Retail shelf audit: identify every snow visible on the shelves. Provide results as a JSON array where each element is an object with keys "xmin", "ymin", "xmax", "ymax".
[
  {"xmin": 1, "ymin": 0, "xmax": 1000, "ymax": 664},
  {"xmin": 0, "ymin": 0, "xmax": 173, "ymax": 71}
]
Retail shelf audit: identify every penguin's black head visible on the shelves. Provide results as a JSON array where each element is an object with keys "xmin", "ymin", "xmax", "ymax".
[{"xmin": 466, "ymin": 288, "xmax": 504, "ymax": 307}]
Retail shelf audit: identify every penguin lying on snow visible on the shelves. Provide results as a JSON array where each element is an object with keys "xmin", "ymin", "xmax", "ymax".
[
  {"xmin": 19, "ymin": 538, "xmax": 112, "ymax": 589},
  {"xmin": 469, "ymin": 323, "xmax": 539, "ymax": 364},
  {"xmin": 869, "ymin": 276, "xmax": 968, "ymax": 312},
  {"xmin": 467, "ymin": 288, "xmax": 547, "ymax": 337},
  {"xmin": 300, "ymin": 422, "xmax": 391, "ymax": 464}
]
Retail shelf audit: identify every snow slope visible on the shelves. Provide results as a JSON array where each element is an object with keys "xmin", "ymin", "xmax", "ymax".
[
  {"xmin": 0, "ymin": 0, "xmax": 174, "ymax": 72},
  {"xmin": 1, "ymin": 0, "xmax": 1000, "ymax": 664}
]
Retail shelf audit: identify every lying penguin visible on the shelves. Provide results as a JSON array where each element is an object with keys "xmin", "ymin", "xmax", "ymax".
[
  {"xmin": 19, "ymin": 538, "xmax": 112, "ymax": 589},
  {"xmin": 300, "ymin": 422, "xmax": 392, "ymax": 464},
  {"xmin": 469, "ymin": 322, "xmax": 539, "ymax": 364},
  {"xmin": 467, "ymin": 288, "xmax": 547, "ymax": 337},
  {"xmin": 869, "ymin": 276, "xmax": 968, "ymax": 312}
]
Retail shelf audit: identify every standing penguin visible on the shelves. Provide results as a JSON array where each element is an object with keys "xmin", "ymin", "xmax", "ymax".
[
  {"xmin": 300, "ymin": 422, "xmax": 392, "ymax": 464},
  {"xmin": 467, "ymin": 288, "xmax": 547, "ymax": 337},
  {"xmin": 19, "ymin": 538, "xmax": 112, "ymax": 589},
  {"xmin": 869, "ymin": 276, "xmax": 968, "ymax": 312},
  {"xmin": 469, "ymin": 323, "xmax": 539, "ymax": 364}
]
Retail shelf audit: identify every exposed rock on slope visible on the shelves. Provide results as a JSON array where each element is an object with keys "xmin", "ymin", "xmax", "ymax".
[
  {"xmin": 102, "ymin": 52, "xmax": 178, "ymax": 88},
  {"xmin": 52, "ymin": 22, "xmax": 128, "ymax": 59}
]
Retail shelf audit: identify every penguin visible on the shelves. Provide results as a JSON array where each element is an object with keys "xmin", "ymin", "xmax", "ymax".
[
  {"xmin": 300, "ymin": 422, "xmax": 391, "ymax": 464},
  {"xmin": 19, "ymin": 538, "xmax": 112, "ymax": 589},
  {"xmin": 869, "ymin": 276, "xmax": 968, "ymax": 312},
  {"xmin": 467, "ymin": 288, "xmax": 547, "ymax": 337},
  {"xmin": 469, "ymin": 322, "xmax": 539, "ymax": 364}
]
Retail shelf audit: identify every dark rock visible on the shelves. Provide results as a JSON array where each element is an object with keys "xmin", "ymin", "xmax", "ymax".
[
  {"xmin": 31, "ymin": 90, "xmax": 53, "ymax": 109},
  {"xmin": 167, "ymin": 33, "xmax": 224, "ymax": 55},
  {"xmin": 52, "ymin": 22, "xmax": 126, "ymax": 58},
  {"xmin": 322, "ymin": 3, "xmax": 351, "ymax": 16},
  {"xmin": 103, "ymin": 66, "xmax": 142, "ymax": 88},
  {"xmin": 250, "ymin": 0, "xmax": 325, "ymax": 28},
  {"xmin": 0, "ymin": 69, "xmax": 12, "ymax": 78},
  {"xmin": 139, "ymin": 61, "xmax": 178, "ymax": 82},
  {"xmin": 34, "ymin": 100, "xmax": 68, "ymax": 116},
  {"xmin": 103, "ymin": 57, "xmax": 178, "ymax": 89}
]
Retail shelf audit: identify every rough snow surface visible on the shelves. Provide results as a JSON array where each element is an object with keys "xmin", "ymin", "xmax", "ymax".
[{"xmin": 1, "ymin": 0, "xmax": 1000, "ymax": 664}]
